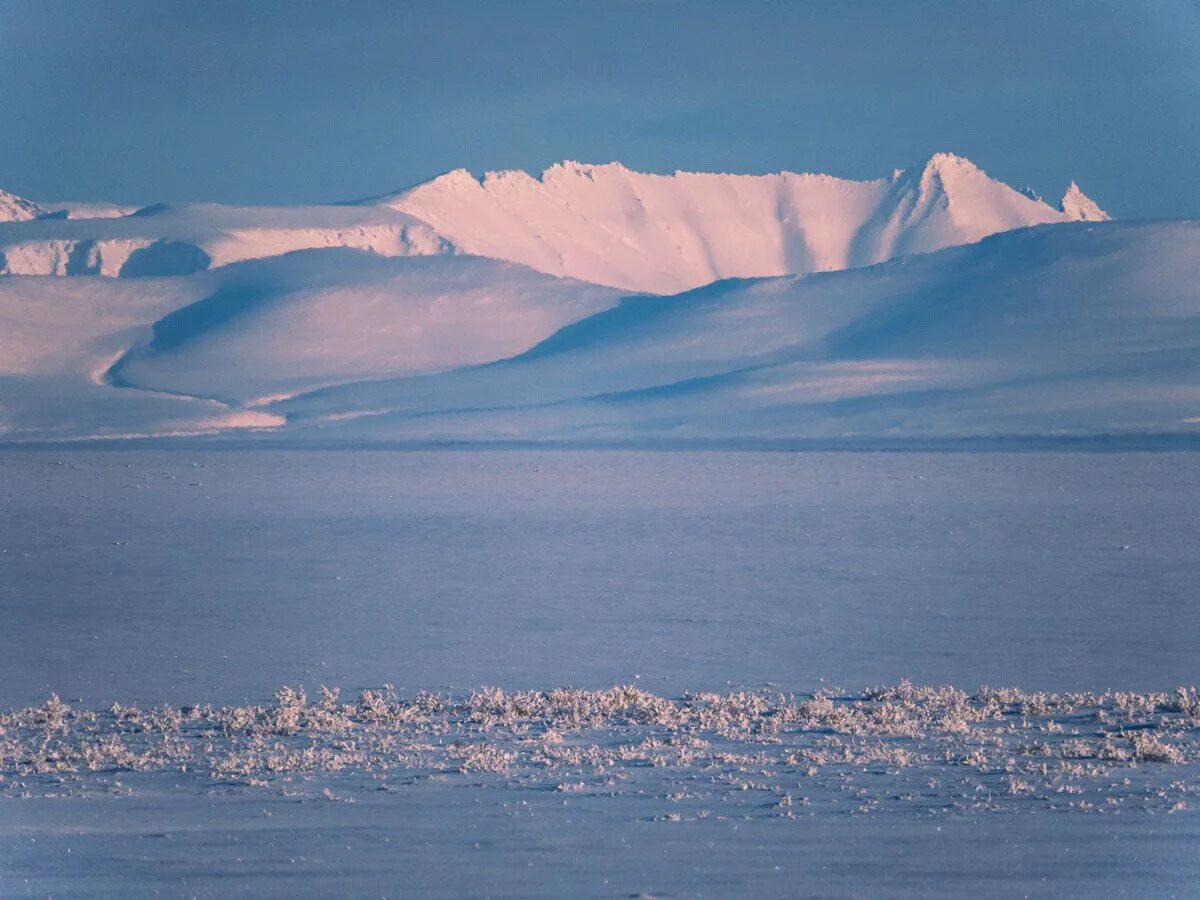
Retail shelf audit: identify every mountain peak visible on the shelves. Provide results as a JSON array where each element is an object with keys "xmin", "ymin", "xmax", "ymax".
[
  {"xmin": 920, "ymin": 152, "xmax": 987, "ymax": 182},
  {"xmin": 425, "ymin": 168, "xmax": 484, "ymax": 191},
  {"xmin": 0, "ymin": 188, "xmax": 45, "ymax": 222},
  {"xmin": 1059, "ymin": 181, "xmax": 1109, "ymax": 221}
]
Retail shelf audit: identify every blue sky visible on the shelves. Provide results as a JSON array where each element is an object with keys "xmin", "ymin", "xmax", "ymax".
[{"xmin": 1, "ymin": 0, "xmax": 1198, "ymax": 217}]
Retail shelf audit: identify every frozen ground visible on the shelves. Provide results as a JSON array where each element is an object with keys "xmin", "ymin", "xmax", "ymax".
[{"xmin": 0, "ymin": 449, "xmax": 1198, "ymax": 897}]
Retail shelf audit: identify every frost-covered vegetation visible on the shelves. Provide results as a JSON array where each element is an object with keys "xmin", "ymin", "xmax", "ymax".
[{"xmin": 3, "ymin": 681, "xmax": 1196, "ymax": 816}]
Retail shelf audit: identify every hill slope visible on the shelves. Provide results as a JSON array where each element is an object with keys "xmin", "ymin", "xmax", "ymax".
[
  {"xmin": 0, "ymin": 252, "xmax": 620, "ymax": 440},
  {"xmin": 268, "ymin": 220, "xmax": 1200, "ymax": 443},
  {"xmin": 107, "ymin": 252, "xmax": 622, "ymax": 405}
]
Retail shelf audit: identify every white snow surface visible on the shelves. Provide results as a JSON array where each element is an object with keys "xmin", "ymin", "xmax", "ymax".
[{"xmin": 1, "ymin": 154, "xmax": 1103, "ymax": 292}]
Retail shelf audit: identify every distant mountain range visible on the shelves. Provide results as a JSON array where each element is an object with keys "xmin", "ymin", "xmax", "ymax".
[
  {"xmin": 1, "ymin": 153, "xmax": 1105, "ymax": 292},
  {"xmin": 6, "ymin": 155, "xmax": 1198, "ymax": 446}
]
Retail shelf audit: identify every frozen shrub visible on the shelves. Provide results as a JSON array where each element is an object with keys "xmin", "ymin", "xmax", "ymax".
[{"xmin": 1131, "ymin": 734, "xmax": 1185, "ymax": 764}]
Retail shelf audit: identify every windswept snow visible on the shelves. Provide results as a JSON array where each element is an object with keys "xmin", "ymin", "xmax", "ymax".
[{"xmin": 1, "ymin": 154, "xmax": 1105, "ymax": 292}]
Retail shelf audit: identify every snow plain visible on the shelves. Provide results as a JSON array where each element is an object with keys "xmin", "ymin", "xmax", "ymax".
[{"xmin": 1, "ymin": 449, "xmax": 1198, "ymax": 898}]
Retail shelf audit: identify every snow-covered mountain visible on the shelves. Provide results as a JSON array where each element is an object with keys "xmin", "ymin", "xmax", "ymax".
[
  {"xmin": 0, "ymin": 201, "xmax": 448, "ymax": 279},
  {"xmin": 106, "ymin": 253, "xmax": 622, "ymax": 405},
  {"xmin": 0, "ymin": 252, "xmax": 620, "ymax": 440},
  {"xmin": 381, "ymin": 153, "xmax": 1105, "ymax": 292},
  {"xmin": 6, "ymin": 153, "xmax": 1190, "ymax": 446},
  {"xmin": 0, "ymin": 189, "xmax": 45, "ymax": 223},
  {"xmin": 36, "ymin": 201, "xmax": 141, "ymax": 220},
  {"xmin": 0, "ymin": 154, "xmax": 1106, "ymax": 293},
  {"xmin": 1059, "ymin": 181, "xmax": 1110, "ymax": 222}
]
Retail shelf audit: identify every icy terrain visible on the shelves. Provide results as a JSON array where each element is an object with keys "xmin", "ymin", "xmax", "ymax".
[{"xmin": 1, "ymin": 449, "xmax": 1197, "ymax": 897}]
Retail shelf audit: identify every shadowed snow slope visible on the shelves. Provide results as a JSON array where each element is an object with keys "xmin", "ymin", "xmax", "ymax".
[
  {"xmin": 0, "ymin": 154, "xmax": 1104, "ymax": 293},
  {"xmin": 0, "ymin": 252, "xmax": 621, "ymax": 439},
  {"xmin": 107, "ymin": 252, "xmax": 622, "ymax": 405},
  {"xmin": 268, "ymin": 220, "xmax": 1200, "ymax": 443}
]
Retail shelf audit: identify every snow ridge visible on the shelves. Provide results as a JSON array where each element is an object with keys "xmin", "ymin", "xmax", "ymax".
[{"xmin": 381, "ymin": 152, "xmax": 1095, "ymax": 292}]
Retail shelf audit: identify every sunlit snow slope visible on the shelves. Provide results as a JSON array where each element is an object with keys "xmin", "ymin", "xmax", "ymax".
[{"xmin": 382, "ymin": 154, "xmax": 1103, "ymax": 292}]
